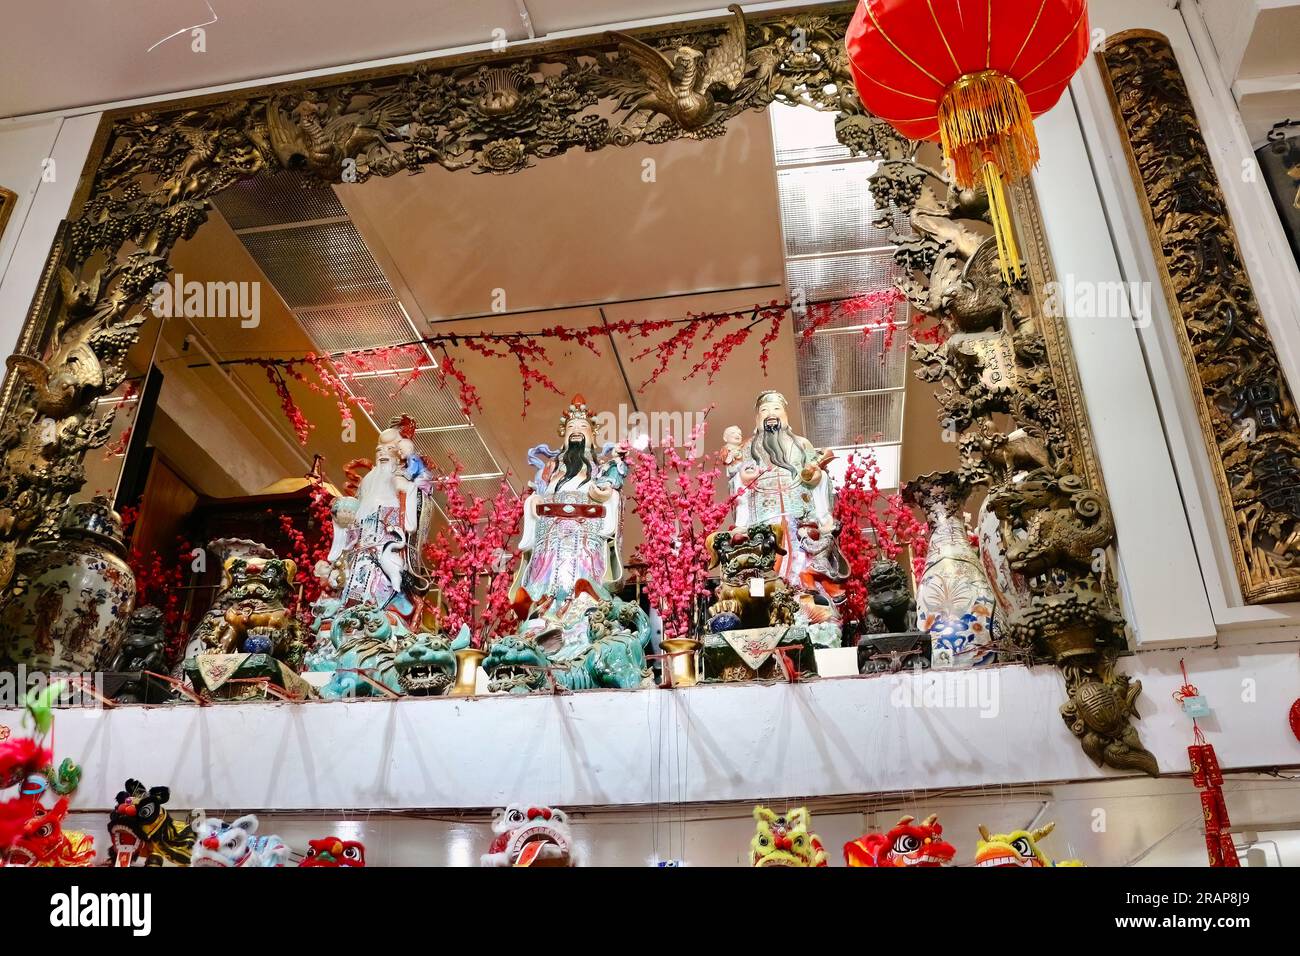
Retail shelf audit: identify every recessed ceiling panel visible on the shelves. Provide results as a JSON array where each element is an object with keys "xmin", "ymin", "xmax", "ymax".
[
  {"xmin": 797, "ymin": 326, "xmax": 908, "ymax": 398},
  {"xmin": 784, "ymin": 249, "xmax": 905, "ymax": 305},
  {"xmin": 770, "ymin": 103, "xmax": 853, "ymax": 167},
  {"xmin": 801, "ymin": 391, "xmax": 904, "ymax": 448},
  {"xmin": 214, "ymin": 171, "xmax": 348, "ymax": 230},
  {"xmin": 1237, "ymin": 6, "xmax": 1300, "ymax": 80},
  {"xmin": 414, "ymin": 428, "xmax": 500, "ymax": 477},
  {"xmin": 778, "ymin": 164, "xmax": 906, "ymax": 257},
  {"xmin": 238, "ymin": 222, "xmax": 395, "ymax": 310},
  {"xmin": 345, "ymin": 370, "xmax": 467, "ymax": 431},
  {"xmin": 295, "ymin": 301, "xmax": 415, "ymax": 354}
]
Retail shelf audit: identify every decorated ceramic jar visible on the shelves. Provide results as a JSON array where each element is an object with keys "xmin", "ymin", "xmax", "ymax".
[
  {"xmin": 0, "ymin": 496, "xmax": 136, "ymax": 672},
  {"xmin": 904, "ymin": 474, "xmax": 996, "ymax": 670},
  {"xmin": 977, "ymin": 497, "xmax": 1033, "ymax": 624}
]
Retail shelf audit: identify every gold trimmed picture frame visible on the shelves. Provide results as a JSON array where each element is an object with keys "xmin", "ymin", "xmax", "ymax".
[{"xmin": 0, "ymin": 186, "xmax": 17, "ymax": 246}]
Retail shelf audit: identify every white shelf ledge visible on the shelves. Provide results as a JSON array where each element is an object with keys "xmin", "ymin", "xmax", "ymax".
[{"xmin": 4, "ymin": 647, "xmax": 1297, "ymax": 812}]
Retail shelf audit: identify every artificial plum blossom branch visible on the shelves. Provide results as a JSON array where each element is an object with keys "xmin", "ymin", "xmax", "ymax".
[
  {"xmin": 207, "ymin": 294, "xmax": 908, "ymax": 439},
  {"xmin": 629, "ymin": 417, "xmax": 745, "ymax": 641},
  {"xmin": 831, "ymin": 446, "xmax": 930, "ymax": 625},
  {"xmin": 420, "ymin": 471, "xmax": 523, "ymax": 648}
]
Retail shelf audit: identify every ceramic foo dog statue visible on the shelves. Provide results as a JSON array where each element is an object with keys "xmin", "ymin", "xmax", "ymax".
[
  {"xmin": 485, "ymin": 598, "xmax": 652, "ymax": 694},
  {"xmin": 184, "ymin": 546, "xmax": 312, "ymax": 701},
  {"xmin": 702, "ymin": 523, "xmax": 816, "ymax": 681}
]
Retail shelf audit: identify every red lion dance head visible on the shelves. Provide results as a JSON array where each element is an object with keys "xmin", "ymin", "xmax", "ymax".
[
  {"xmin": 2, "ymin": 796, "xmax": 96, "ymax": 867},
  {"xmin": 299, "ymin": 837, "xmax": 366, "ymax": 867},
  {"xmin": 843, "ymin": 814, "xmax": 955, "ymax": 867}
]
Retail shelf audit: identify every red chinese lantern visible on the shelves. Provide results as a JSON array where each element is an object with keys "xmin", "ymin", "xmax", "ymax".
[{"xmin": 845, "ymin": 0, "xmax": 1091, "ymax": 282}]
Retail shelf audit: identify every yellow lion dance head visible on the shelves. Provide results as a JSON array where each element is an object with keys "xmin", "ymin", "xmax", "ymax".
[
  {"xmin": 974, "ymin": 821, "xmax": 1084, "ymax": 868},
  {"xmin": 750, "ymin": 806, "xmax": 828, "ymax": 867}
]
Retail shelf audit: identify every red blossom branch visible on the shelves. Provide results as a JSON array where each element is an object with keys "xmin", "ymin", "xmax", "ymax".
[
  {"xmin": 211, "ymin": 295, "xmax": 909, "ymax": 440},
  {"xmin": 420, "ymin": 471, "xmax": 523, "ymax": 648},
  {"xmin": 272, "ymin": 481, "xmax": 335, "ymax": 627},
  {"xmin": 830, "ymin": 447, "xmax": 930, "ymax": 625},
  {"xmin": 797, "ymin": 289, "xmax": 908, "ymax": 345},
  {"xmin": 120, "ymin": 506, "xmax": 196, "ymax": 666},
  {"xmin": 629, "ymin": 417, "xmax": 743, "ymax": 641},
  {"xmin": 435, "ymin": 346, "xmax": 481, "ymax": 416}
]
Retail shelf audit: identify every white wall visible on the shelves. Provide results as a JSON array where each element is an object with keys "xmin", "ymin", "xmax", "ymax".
[
  {"xmin": 0, "ymin": 113, "xmax": 100, "ymax": 358},
  {"xmin": 0, "ymin": 119, "xmax": 58, "ymax": 278}
]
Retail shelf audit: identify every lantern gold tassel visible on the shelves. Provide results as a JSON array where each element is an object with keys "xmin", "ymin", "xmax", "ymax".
[
  {"xmin": 982, "ymin": 160, "xmax": 1022, "ymax": 285},
  {"xmin": 939, "ymin": 70, "xmax": 1037, "ymax": 283}
]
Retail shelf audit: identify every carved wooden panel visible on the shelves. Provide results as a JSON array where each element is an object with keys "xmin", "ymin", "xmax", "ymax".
[{"xmin": 1099, "ymin": 30, "xmax": 1300, "ymax": 603}]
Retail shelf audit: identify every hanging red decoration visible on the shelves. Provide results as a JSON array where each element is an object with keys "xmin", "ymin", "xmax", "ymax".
[
  {"xmin": 629, "ymin": 418, "xmax": 745, "ymax": 642},
  {"xmin": 845, "ymin": 0, "xmax": 1091, "ymax": 282},
  {"xmin": 831, "ymin": 446, "xmax": 930, "ymax": 625},
  {"xmin": 1289, "ymin": 698, "xmax": 1300, "ymax": 743},
  {"xmin": 273, "ymin": 480, "xmax": 336, "ymax": 627},
  {"xmin": 120, "ymin": 506, "xmax": 197, "ymax": 666},
  {"xmin": 1175, "ymin": 659, "xmax": 1240, "ymax": 867}
]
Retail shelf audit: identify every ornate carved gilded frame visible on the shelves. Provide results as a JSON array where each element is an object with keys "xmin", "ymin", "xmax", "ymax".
[
  {"xmin": 0, "ymin": 2, "xmax": 1153, "ymax": 773},
  {"xmin": 1099, "ymin": 31, "xmax": 1300, "ymax": 604}
]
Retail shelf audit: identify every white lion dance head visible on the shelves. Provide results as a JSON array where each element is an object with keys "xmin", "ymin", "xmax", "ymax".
[
  {"xmin": 190, "ymin": 813, "xmax": 289, "ymax": 868},
  {"xmin": 480, "ymin": 804, "xmax": 577, "ymax": 867}
]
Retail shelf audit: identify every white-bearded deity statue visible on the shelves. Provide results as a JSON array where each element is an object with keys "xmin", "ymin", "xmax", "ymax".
[
  {"xmin": 317, "ymin": 417, "xmax": 434, "ymax": 628},
  {"xmin": 725, "ymin": 390, "xmax": 848, "ymax": 646},
  {"xmin": 510, "ymin": 395, "xmax": 628, "ymax": 659}
]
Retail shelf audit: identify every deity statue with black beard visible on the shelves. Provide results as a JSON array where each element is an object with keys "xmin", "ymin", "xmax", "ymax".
[
  {"xmin": 511, "ymin": 395, "xmax": 628, "ymax": 658},
  {"xmin": 725, "ymin": 390, "xmax": 848, "ymax": 646}
]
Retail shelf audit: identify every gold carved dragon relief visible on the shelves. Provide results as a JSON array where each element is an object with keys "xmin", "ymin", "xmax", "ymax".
[{"xmin": 845, "ymin": 111, "xmax": 1155, "ymax": 775}]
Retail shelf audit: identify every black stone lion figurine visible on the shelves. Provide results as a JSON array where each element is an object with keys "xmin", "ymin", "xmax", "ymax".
[
  {"xmin": 109, "ymin": 606, "xmax": 169, "ymax": 704},
  {"xmin": 862, "ymin": 559, "xmax": 916, "ymax": 636}
]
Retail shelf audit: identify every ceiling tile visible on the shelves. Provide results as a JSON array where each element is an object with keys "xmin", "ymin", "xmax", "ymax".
[
  {"xmin": 295, "ymin": 301, "xmax": 414, "ymax": 354},
  {"xmin": 238, "ymin": 221, "xmax": 395, "ymax": 310},
  {"xmin": 214, "ymin": 172, "xmax": 347, "ymax": 231},
  {"xmin": 345, "ymin": 369, "xmax": 467, "ymax": 431}
]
